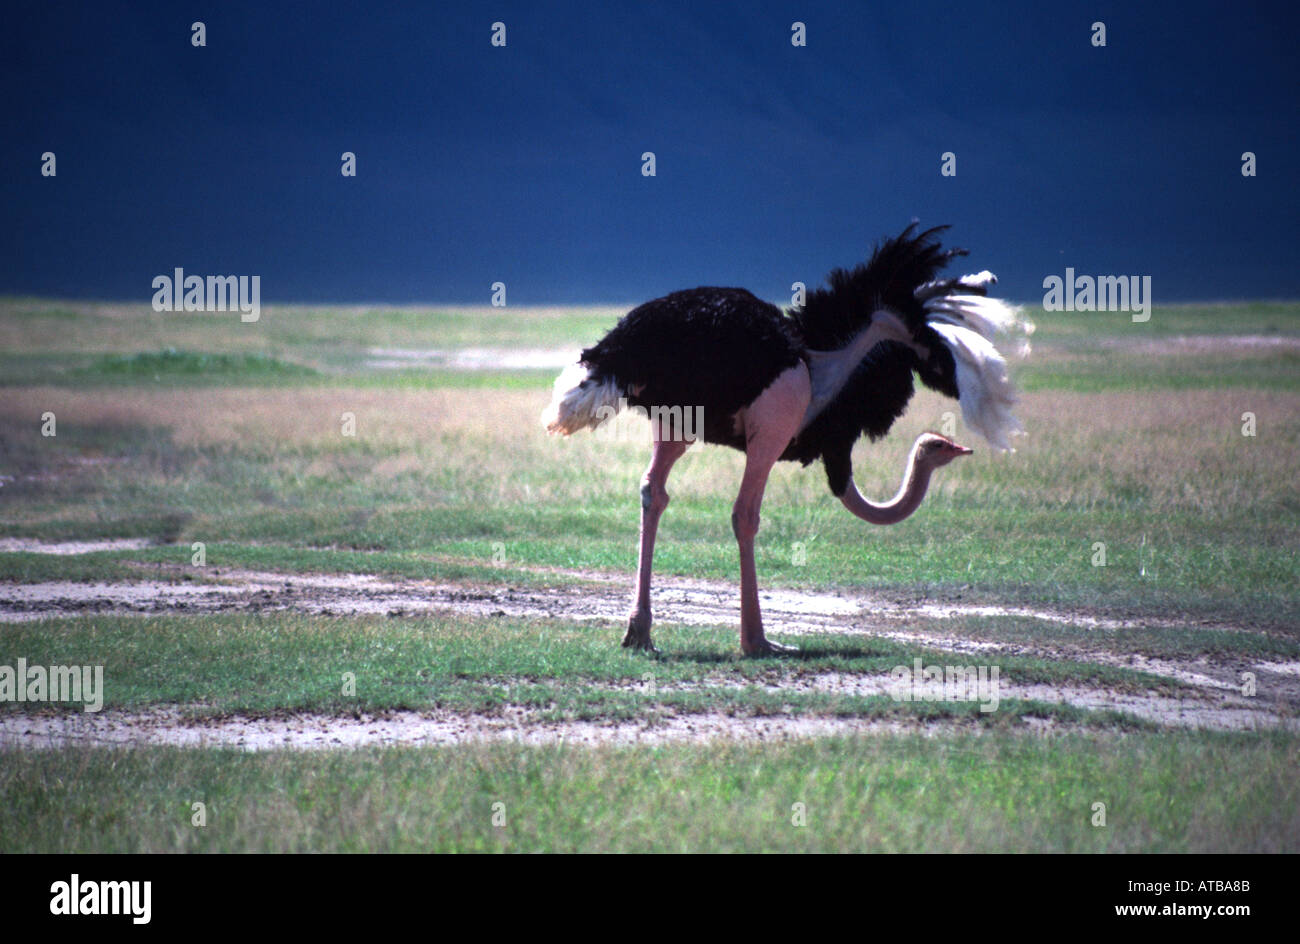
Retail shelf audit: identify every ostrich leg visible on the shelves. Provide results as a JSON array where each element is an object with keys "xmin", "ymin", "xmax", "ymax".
[
  {"xmin": 733, "ymin": 365, "xmax": 811, "ymax": 655},
  {"xmin": 623, "ymin": 434, "xmax": 690, "ymax": 651}
]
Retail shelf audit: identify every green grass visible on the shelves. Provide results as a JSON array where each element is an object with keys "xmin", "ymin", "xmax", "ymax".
[
  {"xmin": 2, "ymin": 731, "xmax": 1294, "ymax": 852},
  {"xmin": 1027, "ymin": 300, "xmax": 1299, "ymax": 340},
  {"xmin": 2, "ymin": 298, "xmax": 1296, "ymax": 631},
  {"xmin": 2, "ymin": 296, "xmax": 1298, "ymax": 853},
  {"xmin": 6, "ymin": 298, "xmax": 1299, "ymax": 393},
  {"xmin": 1021, "ymin": 353, "xmax": 1300, "ymax": 393},
  {"xmin": 75, "ymin": 349, "xmax": 320, "ymax": 384},
  {"xmin": 0, "ymin": 611, "xmax": 1178, "ymax": 720},
  {"xmin": 902, "ymin": 613, "xmax": 1300, "ymax": 662},
  {"xmin": 1, "ymin": 500, "xmax": 1294, "ymax": 630},
  {"xmin": 0, "ymin": 298, "xmax": 625, "ymax": 382}
]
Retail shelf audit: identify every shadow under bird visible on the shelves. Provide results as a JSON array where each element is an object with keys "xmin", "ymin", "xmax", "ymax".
[{"xmin": 543, "ymin": 224, "xmax": 1031, "ymax": 655}]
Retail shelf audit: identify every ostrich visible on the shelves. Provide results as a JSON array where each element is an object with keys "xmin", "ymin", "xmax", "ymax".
[{"xmin": 542, "ymin": 224, "xmax": 1028, "ymax": 655}]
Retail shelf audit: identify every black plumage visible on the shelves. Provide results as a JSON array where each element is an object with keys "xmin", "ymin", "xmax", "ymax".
[
  {"xmin": 577, "ymin": 223, "xmax": 982, "ymax": 495},
  {"xmin": 580, "ymin": 287, "xmax": 803, "ymax": 448}
]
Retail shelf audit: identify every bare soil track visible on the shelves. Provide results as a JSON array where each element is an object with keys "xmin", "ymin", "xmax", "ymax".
[
  {"xmin": 3, "ymin": 706, "xmax": 936, "ymax": 750},
  {"xmin": 2, "ymin": 558, "xmax": 1296, "ymax": 745}
]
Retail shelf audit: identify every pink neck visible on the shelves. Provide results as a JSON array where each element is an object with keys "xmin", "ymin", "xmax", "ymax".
[{"xmin": 839, "ymin": 447, "xmax": 934, "ymax": 525}]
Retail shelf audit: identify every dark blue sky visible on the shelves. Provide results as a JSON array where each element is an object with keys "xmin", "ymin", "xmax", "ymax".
[{"xmin": 2, "ymin": 1, "xmax": 1296, "ymax": 304}]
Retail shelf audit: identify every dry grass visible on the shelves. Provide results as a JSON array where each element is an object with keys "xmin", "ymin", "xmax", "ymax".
[
  {"xmin": 5, "ymin": 383, "xmax": 1298, "ymax": 516},
  {"xmin": 0, "ymin": 301, "xmax": 630, "ymax": 356},
  {"xmin": 0, "ymin": 387, "xmax": 543, "ymax": 448}
]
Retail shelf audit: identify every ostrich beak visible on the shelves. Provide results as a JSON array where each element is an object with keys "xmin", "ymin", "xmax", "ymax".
[{"xmin": 954, "ymin": 444, "xmax": 974, "ymax": 456}]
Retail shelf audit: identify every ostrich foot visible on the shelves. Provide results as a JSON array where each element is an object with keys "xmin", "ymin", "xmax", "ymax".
[
  {"xmin": 741, "ymin": 635, "xmax": 799, "ymax": 657},
  {"xmin": 622, "ymin": 611, "xmax": 659, "ymax": 653}
]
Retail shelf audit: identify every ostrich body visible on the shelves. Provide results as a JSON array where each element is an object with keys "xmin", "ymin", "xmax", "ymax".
[{"xmin": 543, "ymin": 225, "xmax": 1028, "ymax": 655}]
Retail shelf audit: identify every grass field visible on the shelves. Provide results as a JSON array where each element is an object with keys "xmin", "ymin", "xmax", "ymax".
[{"xmin": 1, "ymin": 296, "xmax": 1298, "ymax": 852}]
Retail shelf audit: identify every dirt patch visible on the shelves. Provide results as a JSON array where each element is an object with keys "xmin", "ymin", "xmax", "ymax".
[
  {"xmin": 1098, "ymin": 334, "xmax": 1300, "ymax": 355},
  {"xmin": 0, "ymin": 567, "xmax": 1206, "ymax": 635},
  {"xmin": 2, "ymin": 670, "xmax": 1289, "ymax": 750},
  {"xmin": 542, "ymin": 671, "xmax": 1293, "ymax": 732},
  {"xmin": 365, "ymin": 347, "xmax": 575, "ymax": 370},
  {"xmin": 0, "ymin": 564, "xmax": 1277, "ymax": 646},
  {"xmin": 0, "ymin": 707, "xmax": 935, "ymax": 750},
  {"xmin": 0, "ymin": 538, "xmax": 155, "ymax": 556},
  {"xmin": 2, "ymin": 566, "xmax": 1296, "ymax": 735},
  {"xmin": 0, "ymin": 569, "xmax": 876, "ymax": 628},
  {"xmin": 793, "ymin": 672, "xmax": 1290, "ymax": 731}
]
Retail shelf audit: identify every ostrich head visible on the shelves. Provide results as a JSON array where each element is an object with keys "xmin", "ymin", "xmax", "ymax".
[
  {"xmin": 838, "ymin": 431, "xmax": 971, "ymax": 526},
  {"xmin": 914, "ymin": 432, "xmax": 973, "ymax": 468}
]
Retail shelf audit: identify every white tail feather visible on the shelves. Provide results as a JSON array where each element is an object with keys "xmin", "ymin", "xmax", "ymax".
[
  {"xmin": 922, "ymin": 284, "xmax": 1031, "ymax": 451},
  {"xmin": 957, "ymin": 270, "xmax": 997, "ymax": 292},
  {"xmin": 928, "ymin": 321, "xmax": 1023, "ymax": 452},
  {"xmin": 541, "ymin": 362, "xmax": 625, "ymax": 435},
  {"xmin": 925, "ymin": 294, "xmax": 1033, "ymax": 353}
]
